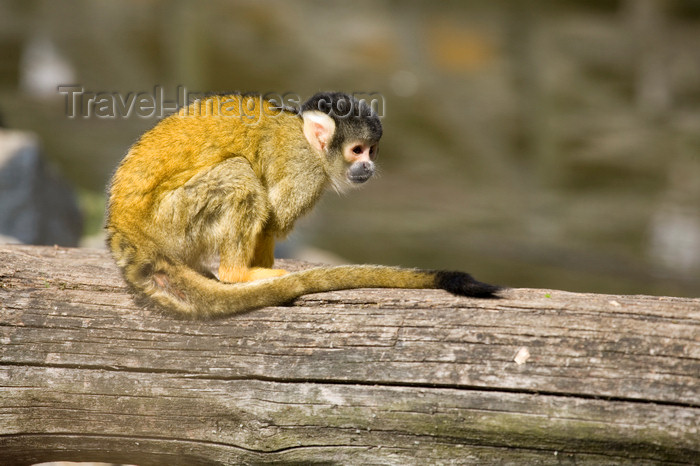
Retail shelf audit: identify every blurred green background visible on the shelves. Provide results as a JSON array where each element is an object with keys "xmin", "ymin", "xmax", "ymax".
[{"xmin": 1, "ymin": 0, "xmax": 699, "ymax": 296}]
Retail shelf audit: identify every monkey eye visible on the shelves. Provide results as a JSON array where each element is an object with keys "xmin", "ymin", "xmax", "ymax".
[
  {"xmin": 369, "ymin": 145, "xmax": 378, "ymax": 159},
  {"xmin": 352, "ymin": 145, "xmax": 363, "ymax": 154}
]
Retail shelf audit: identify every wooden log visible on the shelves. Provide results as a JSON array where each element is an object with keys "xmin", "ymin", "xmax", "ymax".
[{"xmin": 0, "ymin": 244, "xmax": 698, "ymax": 465}]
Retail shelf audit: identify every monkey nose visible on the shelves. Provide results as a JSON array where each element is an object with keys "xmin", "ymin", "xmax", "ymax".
[{"xmin": 347, "ymin": 161, "xmax": 374, "ymax": 184}]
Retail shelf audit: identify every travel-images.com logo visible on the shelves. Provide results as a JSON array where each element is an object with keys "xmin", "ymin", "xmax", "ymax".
[{"xmin": 58, "ymin": 86, "xmax": 385, "ymax": 121}]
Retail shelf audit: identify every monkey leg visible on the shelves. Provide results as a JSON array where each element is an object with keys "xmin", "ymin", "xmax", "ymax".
[
  {"xmin": 153, "ymin": 156, "xmax": 289, "ymax": 284},
  {"xmin": 153, "ymin": 156, "xmax": 275, "ymax": 283},
  {"xmin": 178, "ymin": 158, "xmax": 284, "ymax": 284}
]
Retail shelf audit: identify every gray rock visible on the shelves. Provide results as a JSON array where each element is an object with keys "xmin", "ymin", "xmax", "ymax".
[{"xmin": 0, "ymin": 129, "xmax": 82, "ymax": 246}]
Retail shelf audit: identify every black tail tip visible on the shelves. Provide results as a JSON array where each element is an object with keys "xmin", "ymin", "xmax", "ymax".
[{"xmin": 434, "ymin": 270, "xmax": 502, "ymax": 298}]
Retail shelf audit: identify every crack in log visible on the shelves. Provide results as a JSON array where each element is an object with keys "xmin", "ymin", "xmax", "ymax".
[
  {"xmin": 2, "ymin": 360, "xmax": 698, "ymax": 410},
  {"xmin": 0, "ymin": 432, "xmax": 691, "ymax": 464}
]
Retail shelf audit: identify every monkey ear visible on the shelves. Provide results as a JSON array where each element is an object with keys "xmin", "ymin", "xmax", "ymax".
[{"xmin": 302, "ymin": 111, "xmax": 335, "ymax": 153}]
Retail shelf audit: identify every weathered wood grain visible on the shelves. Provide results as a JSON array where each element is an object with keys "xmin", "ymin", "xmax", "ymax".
[{"xmin": 1, "ymin": 244, "xmax": 698, "ymax": 465}]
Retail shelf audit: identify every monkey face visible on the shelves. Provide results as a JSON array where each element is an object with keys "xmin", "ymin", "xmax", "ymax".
[{"xmin": 344, "ymin": 141, "xmax": 378, "ymax": 184}]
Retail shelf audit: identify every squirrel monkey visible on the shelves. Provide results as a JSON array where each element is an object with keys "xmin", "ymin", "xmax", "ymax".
[{"xmin": 106, "ymin": 92, "xmax": 498, "ymax": 318}]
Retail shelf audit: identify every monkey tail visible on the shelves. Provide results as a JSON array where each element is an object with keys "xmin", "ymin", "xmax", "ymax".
[
  {"xmin": 109, "ymin": 229, "xmax": 499, "ymax": 318},
  {"xmin": 125, "ymin": 257, "xmax": 500, "ymax": 319}
]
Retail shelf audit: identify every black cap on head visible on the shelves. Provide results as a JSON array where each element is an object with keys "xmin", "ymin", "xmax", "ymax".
[{"xmin": 302, "ymin": 92, "xmax": 382, "ymax": 151}]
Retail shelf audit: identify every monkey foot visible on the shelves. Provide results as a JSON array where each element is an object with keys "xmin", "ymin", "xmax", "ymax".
[
  {"xmin": 248, "ymin": 267, "xmax": 288, "ymax": 281},
  {"xmin": 219, "ymin": 266, "xmax": 288, "ymax": 283}
]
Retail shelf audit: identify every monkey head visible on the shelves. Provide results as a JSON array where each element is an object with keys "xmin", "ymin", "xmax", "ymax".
[{"xmin": 301, "ymin": 92, "xmax": 382, "ymax": 189}]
